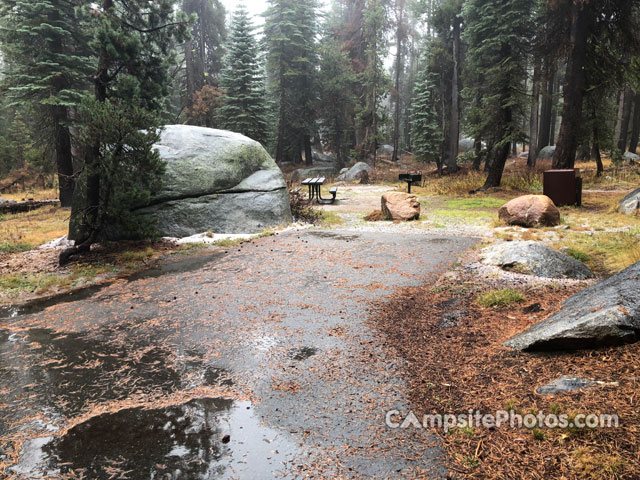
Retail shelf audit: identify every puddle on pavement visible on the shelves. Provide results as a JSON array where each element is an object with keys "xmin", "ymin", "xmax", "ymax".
[
  {"xmin": 308, "ymin": 231, "xmax": 360, "ymax": 241},
  {"xmin": 13, "ymin": 398, "xmax": 299, "ymax": 479},
  {"xmin": 0, "ymin": 285, "xmax": 107, "ymax": 320},
  {"xmin": 289, "ymin": 346, "xmax": 318, "ymax": 361},
  {"xmin": 0, "ymin": 328, "xmax": 231, "ymax": 423}
]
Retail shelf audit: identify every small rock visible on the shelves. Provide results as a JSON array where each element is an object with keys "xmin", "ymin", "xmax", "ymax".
[
  {"xmin": 538, "ymin": 146, "xmax": 556, "ymax": 159},
  {"xmin": 498, "ymin": 195, "xmax": 560, "ymax": 227},
  {"xmin": 536, "ymin": 376, "xmax": 597, "ymax": 395},
  {"xmin": 381, "ymin": 192, "xmax": 420, "ymax": 221},
  {"xmin": 523, "ymin": 303, "xmax": 543, "ymax": 314},
  {"xmin": 619, "ymin": 188, "xmax": 640, "ymax": 215},
  {"xmin": 481, "ymin": 241, "xmax": 593, "ymax": 279},
  {"xmin": 623, "ymin": 151, "xmax": 640, "ymax": 164}
]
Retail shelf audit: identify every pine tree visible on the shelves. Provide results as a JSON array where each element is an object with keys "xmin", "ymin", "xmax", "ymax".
[
  {"xmin": 462, "ymin": 0, "xmax": 533, "ymax": 188},
  {"xmin": 182, "ymin": 0, "xmax": 227, "ymax": 109},
  {"xmin": 0, "ymin": 0, "xmax": 92, "ymax": 206},
  {"xmin": 264, "ymin": 0, "xmax": 318, "ymax": 164},
  {"xmin": 219, "ymin": 6, "xmax": 269, "ymax": 145},
  {"xmin": 411, "ymin": 52, "xmax": 443, "ymax": 169},
  {"xmin": 64, "ymin": 0, "xmax": 189, "ymax": 261},
  {"xmin": 356, "ymin": 0, "xmax": 391, "ymax": 163},
  {"xmin": 317, "ymin": 34, "xmax": 357, "ymax": 167}
]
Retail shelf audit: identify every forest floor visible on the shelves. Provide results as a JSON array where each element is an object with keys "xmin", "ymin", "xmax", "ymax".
[{"xmin": 0, "ymin": 153, "xmax": 639, "ymax": 478}]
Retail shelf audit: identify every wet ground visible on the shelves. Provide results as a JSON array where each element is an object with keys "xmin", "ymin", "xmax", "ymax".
[{"xmin": 0, "ymin": 229, "xmax": 475, "ymax": 479}]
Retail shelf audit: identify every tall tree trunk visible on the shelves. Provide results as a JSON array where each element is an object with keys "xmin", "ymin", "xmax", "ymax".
[
  {"xmin": 275, "ymin": 39, "xmax": 286, "ymax": 164},
  {"xmin": 617, "ymin": 87, "xmax": 633, "ymax": 152},
  {"xmin": 391, "ymin": 0, "xmax": 405, "ymax": 163},
  {"xmin": 447, "ymin": 16, "xmax": 460, "ymax": 173},
  {"xmin": 304, "ymin": 135, "xmax": 313, "ymax": 166},
  {"xmin": 52, "ymin": 108, "xmax": 74, "ymax": 207},
  {"xmin": 537, "ymin": 59, "xmax": 554, "ymax": 150},
  {"xmin": 528, "ymin": 57, "xmax": 541, "ymax": 167},
  {"xmin": 77, "ymin": 0, "xmax": 113, "ymax": 248},
  {"xmin": 552, "ymin": 2, "xmax": 589, "ymax": 169},
  {"xmin": 591, "ymin": 104, "xmax": 603, "ymax": 176},
  {"xmin": 472, "ymin": 137, "xmax": 483, "ymax": 170},
  {"xmin": 628, "ymin": 93, "xmax": 640, "ymax": 153},
  {"xmin": 48, "ymin": 6, "xmax": 75, "ymax": 207},
  {"xmin": 550, "ymin": 68, "xmax": 561, "ymax": 145}
]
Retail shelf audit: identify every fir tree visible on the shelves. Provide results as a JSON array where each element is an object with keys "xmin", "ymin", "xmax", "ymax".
[
  {"xmin": 462, "ymin": 0, "xmax": 532, "ymax": 188},
  {"xmin": 317, "ymin": 34, "xmax": 357, "ymax": 168},
  {"xmin": 264, "ymin": 0, "xmax": 318, "ymax": 164},
  {"xmin": 411, "ymin": 52, "xmax": 443, "ymax": 169},
  {"xmin": 219, "ymin": 6, "xmax": 269, "ymax": 145},
  {"xmin": 0, "ymin": 0, "xmax": 92, "ymax": 206}
]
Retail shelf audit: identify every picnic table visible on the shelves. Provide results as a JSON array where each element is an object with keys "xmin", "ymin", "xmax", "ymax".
[{"xmin": 301, "ymin": 177, "xmax": 338, "ymax": 204}]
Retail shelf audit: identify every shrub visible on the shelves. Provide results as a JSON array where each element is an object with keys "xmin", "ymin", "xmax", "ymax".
[{"xmin": 477, "ymin": 288, "xmax": 526, "ymax": 307}]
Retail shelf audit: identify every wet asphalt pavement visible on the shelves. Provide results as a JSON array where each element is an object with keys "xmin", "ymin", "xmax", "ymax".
[{"xmin": 0, "ymin": 230, "xmax": 476, "ymax": 479}]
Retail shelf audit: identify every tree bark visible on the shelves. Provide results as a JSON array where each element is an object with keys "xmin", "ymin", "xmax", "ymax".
[
  {"xmin": 550, "ymin": 68, "xmax": 561, "ymax": 145},
  {"xmin": 304, "ymin": 135, "xmax": 313, "ymax": 166},
  {"xmin": 628, "ymin": 93, "xmax": 640, "ymax": 153},
  {"xmin": 537, "ymin": 59, "xmax": 554, "ymax": 150},
  {"xmin": 447, "ymin": 16, "xmax": 461, "ymax": 173},
  {"xmin": 617, "ymin": 87, "xmax": 633, "ymax": 152},
  {"xmin": 391, "ymin": 0, "xmax": 404, "ymax": 163},
  {"xmin": 528, "ymin": 57, "xmax": 541, "ymax": 167},
  {"xmin": 48, "ymin": 6, "xmax": 75, "ymax": 207},
  {"xmin": 552, "ymin": 1, "xmax": 589, "ymax": 169}
]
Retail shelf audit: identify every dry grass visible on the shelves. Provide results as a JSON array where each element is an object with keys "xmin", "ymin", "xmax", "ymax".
[
  {"xmin": 0, "ymin": 206, "xmax": 69, "ymax": 251},
  {"xmin": 2, "ymin": 187, "xmax": 58, "ymax": 202}
]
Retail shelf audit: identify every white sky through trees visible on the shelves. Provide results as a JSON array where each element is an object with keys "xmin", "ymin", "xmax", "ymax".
[{"xmin": 221, "ymin": 1, "xmax": 329, "ymax": 26}]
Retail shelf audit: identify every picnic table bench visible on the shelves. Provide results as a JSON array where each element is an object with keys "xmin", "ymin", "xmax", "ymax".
[{"xmin": 301, "ymin": 177, "xmax": 338, "ymax": 204}]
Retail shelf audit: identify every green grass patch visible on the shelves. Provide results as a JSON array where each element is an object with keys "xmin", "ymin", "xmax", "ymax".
[
  {"xmin": 0, "ymin": 241, "xmax": 33, "ymax": 253},
  {"xmin": 477, "ymin": 288, "xmax": 526, "ymax": 307},
  {"xmin": 552, "ymin": 231, "xmax": 640, "ymax": 274},
  {"xmin": 319, "ymin": 210, "xmax": 345, "ymax": 227},
  {"xmin": 443, "ymin": 196, "xmax": 506, "ymax": 210},
  {"xmin": 121, "ymin": 247, "xmax": 154, "ymax": 262},
  {"xmin": 213, "ymin": 237, "xmax": 248, "ymax": 248},
  {"xmin": 564, "ymin": 247, "xmax": 591, "ymax": 263}
]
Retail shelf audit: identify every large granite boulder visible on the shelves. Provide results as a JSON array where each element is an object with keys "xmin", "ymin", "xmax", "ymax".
[
  {"xmin": 619, "ymin": 188, "xmax": 640, "ymax": 214},
  {"xmin": 290, "ymin": 166, "xmax": 338, "ymax": 183},
  {"xmin": 481, "ymin": 241, "xmax": 593, "ymax": 279},
  {"xmin": 498, "ymin": 195, "xmax": 560, "ymax": 227},
  {"xmin": 337, "ymin": 162, "xmax": 374, "ymax": 183},
  {"xmin": 623, "ymin": 151, "xmax": 640, "ymax": 164},
  {"xmin": 312, "ymin": 151, "xmax": 338, "ymax": 165},
  {"xmin": 71, "ymin": 125, "xmax": 292, "ymax": 239},
  {"xmin": 505, "ymin": 261, "xmax": 640, "ymax": 351},
  {"xmin": 458, "ymin": 138, "xmax": 475, "ymax": 153},
  {"xmin": 381, "ymin": 192, "xmax": 420, "ymax": 221},
  {"xmin": 377, "ymin": 144, "xmax": 394, "ymax": 156},
  {"xmin": 539, "ymin": 146, "xmax": 556, "ymax": 159}
]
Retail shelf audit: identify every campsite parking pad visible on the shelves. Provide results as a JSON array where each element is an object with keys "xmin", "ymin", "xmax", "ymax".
[{"xmin": 0, "ymin": 229, "xmax": 475, "ymax": 479}]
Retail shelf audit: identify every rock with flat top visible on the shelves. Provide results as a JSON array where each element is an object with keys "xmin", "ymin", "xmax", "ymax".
[
  {"xmin": 482, "ymin": 241, "xmax": 593, "ymax": 279},
  {"xmin": 381, "ymin": 192, "xmax": 420, "ymax": 221}
]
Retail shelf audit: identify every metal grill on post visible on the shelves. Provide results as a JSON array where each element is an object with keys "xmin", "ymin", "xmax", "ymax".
[{"xmin": 399, "ymin": 173, "xmax": 422, "ymax": 194}]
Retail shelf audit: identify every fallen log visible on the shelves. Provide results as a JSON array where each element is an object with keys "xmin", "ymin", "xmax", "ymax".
[{"xmin": 0, "ymin": 199, "xmax": 60, "ymax": 214}]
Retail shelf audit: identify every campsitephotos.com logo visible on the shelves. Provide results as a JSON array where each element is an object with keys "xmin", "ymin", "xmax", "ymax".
[{"xmin": 385, "ymin": 409, "xmax": 619, "ymax": 432}]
